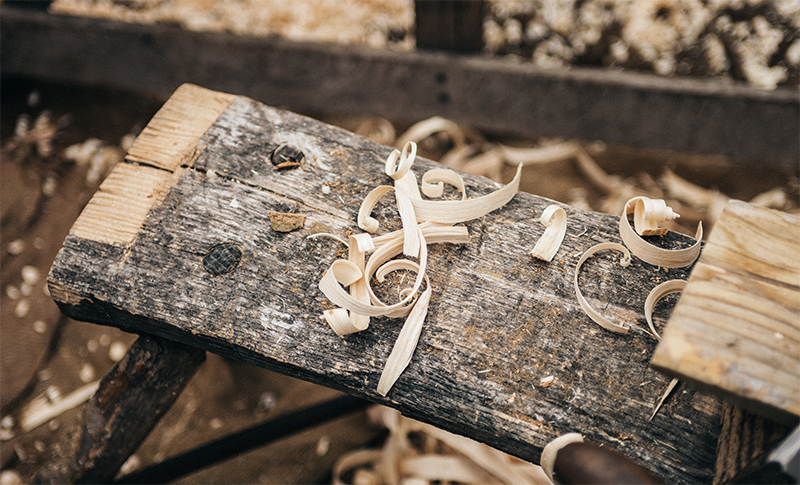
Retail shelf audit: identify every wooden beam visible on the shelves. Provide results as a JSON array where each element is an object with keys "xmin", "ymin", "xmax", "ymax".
[
  {"xmin": 1, "ymin": 7, "xmax": 797, "ymax": 164},
  {"xmin": 713, "ymin": 401, "xmax": 794, "ymax": 485},
  {"xmin": 32, "ymin": 334, "xmax": 205, "ymax": 483},
  {"xmin": 48, "ymin": 84, "xmax": 723, "ymax": 483},
  {"xmin": 652, "ymin": 200, "xmax": 800, "ymax": 423}
]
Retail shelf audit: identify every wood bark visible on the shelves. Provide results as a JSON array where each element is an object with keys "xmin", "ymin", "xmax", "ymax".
[
  {"xmin": 48, "ymin": 84, "xmax": 722, "ymax": 483},
  {"xmin": 32, "ymin": 334, "xmax": 205, "ymax": 484}
]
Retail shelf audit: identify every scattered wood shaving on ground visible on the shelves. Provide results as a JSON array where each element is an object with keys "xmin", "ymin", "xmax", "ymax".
[{"xmin": 333, "ymin": 406, "xmax": 553, "ymax": 485}]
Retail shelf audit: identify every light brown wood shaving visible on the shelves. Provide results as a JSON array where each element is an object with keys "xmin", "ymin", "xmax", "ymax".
[
  {"xmin": 333, "ymin": 406, "xmax": 552, "ymax": 485},
  {"xmin": 317, "ymin": 141, "xmax": 521, "ymax": 396},
  {"xmin": 530, "ymin": 205, "xmax": 567, "ymax": 262},
  {"xmin": 574, "ymin": 242, "xmax": 632, "ymax": 334},
  {"xmin": 619, "ymin": 196, "xmax": 702, "ymax": 268},
  {"xmin": 644, "ymin": 279, "xmax": 687, "ymax": 341}
]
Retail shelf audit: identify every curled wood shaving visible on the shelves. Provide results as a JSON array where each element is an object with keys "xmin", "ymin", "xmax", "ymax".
[
  {"xmin": 318, "ymin": 141, "xmax": 520, "ymax": 395},
  {"xmin": 574, "ymin": 243, "xmax": 632, "ymax": 334},
  {"xmin": 540, "ymin": 432, "xmax": 584, "ymax": 482},
  {"xmin": 333, "ymin": 406, "xmax": 551, "ymax": 485},
  {"xmin": 411, "ymin": 163, "xmax": 523, "ymax": 224},
  {"xmin": 530, "ymin": 205, "xmax": 567, "ymax": 262},
  {"xmin": 395, "ymin": 116, "xmax": 467, "ymax": 152},
  {"xmin": 619, "ymin": 196, "xmax": 702, "ymax": 268},
  {"xmin": 643, "ymin": 280, "xmax": 686, "ymax": 420},
  {"xmin": 644, "ymin": 279, "xmax": 687, "ymax": 341}
]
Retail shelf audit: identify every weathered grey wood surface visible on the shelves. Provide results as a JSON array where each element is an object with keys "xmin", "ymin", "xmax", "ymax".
[
  {"xmin": 2, "ymin": 6, "xmax": 798, "ymax": 164},
  {"xmin": 48, "ymin": 84, "xmax": 721, "ymax": 483}
]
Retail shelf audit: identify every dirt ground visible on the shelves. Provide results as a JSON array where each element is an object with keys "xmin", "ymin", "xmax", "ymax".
[{"xmin": 1, "ymin": 76, "xmax": 798, "ymax": 484}]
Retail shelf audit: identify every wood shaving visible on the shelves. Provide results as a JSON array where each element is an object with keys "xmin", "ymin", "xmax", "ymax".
[
  {"xmin": 643, "ymin": 280, "xmax": 686, "ymax": 420},
  {"xmin": 574, "ymin": 242, "xmax": 632, "ymax": 334},
  {"xmin": 317, "ymin": 141, "xmax": 520, "ymax": 395},
  {"xmin": 530, "ymin": 205, "xmax": 567, "ymax": 262},
  {"xmin": 540, "ymin": 432, "xmax": 584, "ymax": 482},
  {"xmin": 619, "ymin": 196, "xmax": 702, "ymax": 268},
  {"xmin": 333, "ymin": 406, "xmax": 552, "ymax": 485},
  {"xmin": 20, "ymin": 381, "xmax": 100, "ymax": 432},
  {"xmin": 644, "ymin": 279, "xmax": 687, "ymax": 341}
]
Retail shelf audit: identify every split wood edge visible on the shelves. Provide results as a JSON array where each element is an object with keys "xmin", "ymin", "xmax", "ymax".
[{"xmin": 69, "ymin": 84, "xmax": 235, "ymax": 246}]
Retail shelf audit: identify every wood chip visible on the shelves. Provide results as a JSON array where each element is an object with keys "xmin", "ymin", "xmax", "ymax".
[{"xmin": 268, "ymin": 211, "xmax": 306, "ymax": 232}]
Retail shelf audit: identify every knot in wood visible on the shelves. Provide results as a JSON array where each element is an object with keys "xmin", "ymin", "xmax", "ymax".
[
  {"xmin": 203, "ymin": 242, "xmax": 243, "ymax": 276},
  {"xmin": 271, "ymin": 144, "xmax": 304, "ymax": 169}
]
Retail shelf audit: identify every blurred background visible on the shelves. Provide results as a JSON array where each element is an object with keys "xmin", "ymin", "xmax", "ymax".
[{"xmin": 1, "ymin": 0, "xmax": 798, "ymax": 483}]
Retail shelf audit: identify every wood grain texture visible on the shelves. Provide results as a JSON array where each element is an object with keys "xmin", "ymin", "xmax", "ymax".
[
  {"xmin": 652, "ymin": 201, "xmax": 800, "ymax": 423},
  {"xmin": 48, "ymin": 86, "xmax": 722, "ymax": 483},
  {"xmin": 713, "ymin": 401, "xmax": 794, "ymax": 485},
  {"xmin": 126, "ymin": 84, "xmax": 236, "ymax": 171},
  {"xmin": 2, "ymin": 7, "xmax": 798, "ymax": 164}
]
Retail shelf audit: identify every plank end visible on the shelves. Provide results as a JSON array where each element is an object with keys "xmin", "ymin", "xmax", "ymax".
[{"xmin": 127, "ymin": 83, "xmax": 236, "ymax": 171}]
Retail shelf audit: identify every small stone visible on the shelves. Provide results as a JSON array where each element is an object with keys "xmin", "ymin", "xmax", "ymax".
[
  {"xmin": 99, "ymin": 334, "xmax": 111, "ymax": 346},
  {"xmin": 321, "ymin": 184, "xmax": 332, "ymax": 195},
  {"xmin": 20, "ymin": 284, "xmax": 32, "ymax": 297},
  {"xmin": 209, "ymin": 418, "xmax": 223, "ymax": 429},
  {"xmin": 269, "ymin": 211, "xmax": 305, "ymax": 232}
]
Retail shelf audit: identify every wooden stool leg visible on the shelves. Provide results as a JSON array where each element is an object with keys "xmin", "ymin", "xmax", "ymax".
[
  {"xmin": 714, "ymin": 400, "xmax": 794, "ymax": 484},
  {"xmin": 32, "ymin": 334, "xmax": 205, "ymax": 484}
]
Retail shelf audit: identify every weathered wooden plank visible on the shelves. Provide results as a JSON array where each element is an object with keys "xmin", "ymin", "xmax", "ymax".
[
  {"xmin": 1, "ymin": 7, "xmax": 798, "ymax": 164},
  {"xmin": 652, "ymin": 200, "xmax": 800, "ymax": 424},
  {"xmin": 48, "ymin": 84, "xmax": 722, "ymax": 483},
  {"xmin": 31, "ymin": 334, "xmax": 205, "ymax": 484}
]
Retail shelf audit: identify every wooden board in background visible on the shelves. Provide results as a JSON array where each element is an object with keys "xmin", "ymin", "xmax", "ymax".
[
  {"xmin": 48, "ymin": 84, "xmax": 721, "ymax": 483},
  {"xmin": 1, "ymin": 7, "xmax": 798, "ymax": 164}
]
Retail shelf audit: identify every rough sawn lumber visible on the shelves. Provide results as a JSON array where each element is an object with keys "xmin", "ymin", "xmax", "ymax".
[{"xmin": 48, "ymin": 84, "xmax": 721, "ymax": 483}]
